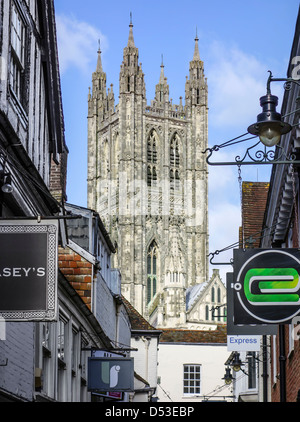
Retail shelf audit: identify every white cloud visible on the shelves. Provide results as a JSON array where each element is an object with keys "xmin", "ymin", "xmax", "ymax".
[
  {"xmin": 206, "ymin": 41, "xmax": 282, "ymax": 131},
  {"xmin": 56, "ymin": 14, "xmax": 108, "ymax": 75},
  {"xmin": 209, "ymin": 201, "xmax": 241, "ymax": 283}
]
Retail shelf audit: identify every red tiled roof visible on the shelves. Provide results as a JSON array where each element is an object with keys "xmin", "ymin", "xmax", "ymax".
[
  {"xmin": 159, "ymin": 325, "xmax": 227, "ymax": 344},
  {"xmin": 122, "ymin": 296, "xmax": 160, "ymax": 333}
]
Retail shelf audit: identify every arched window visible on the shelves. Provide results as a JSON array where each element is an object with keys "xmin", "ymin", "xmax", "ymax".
[
  {"xmin": 205, "ymin": 305, "xmax": 209, "ymax": 321},
  {"xmin": 170, "ymin": 135, "xmax": 180, "ymax": 189},
  {"xmin": 217, "ymin": 287, "xmax": 221, "ymax": 303},
  {"xmin": 211, "ymin": 287, "xmax": 215, "ymax": 303},
  {"xmin": 147, "ymin": 166, "xmax": 152, "ymax": 187},
  {"xmin": 223, "ymin": 307, "xmax": 227, "ymax": 322},
  {"xmin": 147, "ymin": 241, "xmax": 157, "ymax": 304},
  {"xmin": 147, "ymin": 130, "xmax": 158, "ymax": 187}
]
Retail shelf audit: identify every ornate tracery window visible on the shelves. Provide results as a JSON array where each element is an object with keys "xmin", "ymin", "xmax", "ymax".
[
  {"xmin": 170, "ymin": 134, "xmax": 180, "ymax": 189},
  {"xmin": 147, "ymin": 241, "xmax": 157, "ymax": 304},
  {"xmin": 147, "ymin": 130, "xmax": 158, "ymax": 187}
]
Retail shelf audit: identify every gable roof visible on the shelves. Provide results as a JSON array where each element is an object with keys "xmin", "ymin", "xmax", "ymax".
[
  {"xmin": 159, "ymin": 325, "xmax": 227, "ymax": 344},
  {"xmin": 186, "ymin": 269, "xmax": 226, "ymax": 312},
  {"xmin": 122, "ymin": 296, "xmax": 161, "ymax": 335}
]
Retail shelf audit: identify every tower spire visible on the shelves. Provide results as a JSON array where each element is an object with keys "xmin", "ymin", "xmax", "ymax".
[
  {"xmin": 159, "ymin": 54, "xmax": 165, "ymax": 83},
  {"xmin": 193, "ymin": 28, "xmax": 200, "ymax": 61},
  {"xmin": 127, "ymin": 12, "xmax": 135, "ymax": 47},
  {"xmin": 96, "ymin": 39, "xmax": 103, "ymax": 72}
]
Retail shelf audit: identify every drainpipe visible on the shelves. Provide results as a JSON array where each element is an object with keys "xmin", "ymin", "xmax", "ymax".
[
  {"xmin": 141, "ymin": 336, "xmax": 150, "ymax": 381},
  {"xmin": 279, "ymin": 324, "xmax": 286, "ymax": 402},
  {"xmin": 262, "ymin": 335, "xmax": 268, "ymax": 402}
]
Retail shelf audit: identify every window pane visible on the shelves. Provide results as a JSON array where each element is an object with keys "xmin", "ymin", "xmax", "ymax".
[
  {"xmin": 10, "ymin": 3, "xmax": 26, "ymax": 102},
  {"xmin": 147, "ymin": 277, "xmax": 151, "ymax": 303},
  {"xmin": 57, "ymin": 320, "xmax": 66, "ymax": 360},
  {"xmin": 153, "ymin": 255, "xmax": 156, "ymax": 274},
  {"xmin": 183, "ymin": 365, "xmax": 201, "ymax": 395},
  {"xmin": 147, "ymin": 255, "xmax": 151, "ymax": 274}
]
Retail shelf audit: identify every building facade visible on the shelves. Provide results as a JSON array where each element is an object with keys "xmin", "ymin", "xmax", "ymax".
[
  {"xmin": 0, "ymin": 0, "xmax": 134, "ymax": 403},
  {"xmin": 0, "ymin": 0, "xmax": 68, "ymax": 401},
  {"xmin": 260, "ymin": 7, "xmax": 300, "ymax": 402},
  {"xmin": 87, "ymin": 20, "xmax": 209, "ymax": 328},
  {"xmin": 156, "ymin": 326, "xmax": 232, "ymax": 402}
]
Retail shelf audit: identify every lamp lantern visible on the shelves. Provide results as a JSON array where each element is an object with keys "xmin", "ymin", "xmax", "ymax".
[
  {"xmin": 231, "ymin": 352, "xmax": 243, "ymax": 372},
  {"xmin": 248, "ymin": 93, "xmax": 292, "ymax": 147},
  {"xmin": 2, "ymin": 174, "xmax": 13, "ymax": 193},
  {"xmin": 222, "ymin": 366, "xmax": 233, "ymax": 385}
]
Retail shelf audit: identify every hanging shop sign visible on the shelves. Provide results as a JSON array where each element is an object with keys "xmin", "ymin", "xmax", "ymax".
[
  {"xmin": 0, "ymin": 219, "xmax": 58, "ymax": 321},
  {"xmin": 226, "ymin": 273, "xmax": 277, "ymax": 335},
  {"xmin": 88, "ymin": 357, "xmax": 134, "ymax": 392},
  {"xmin": 227, "ymin": 335, "xmax": 261, "ymax": 352},
  {"xmin": 232, "ymin": 249, "xmax": 300, "ymax": 325}
]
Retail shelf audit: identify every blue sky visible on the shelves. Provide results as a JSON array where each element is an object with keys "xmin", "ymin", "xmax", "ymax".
[{"xmin": 54, "ymin": 0, "xmax": 300, "ymax": 280}]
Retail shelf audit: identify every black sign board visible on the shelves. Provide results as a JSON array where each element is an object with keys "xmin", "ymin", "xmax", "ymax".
[
  {"xmin": 88, "ymin": 357, "xmax": 134, "ymax": 392},
  {"xmin": 0, "ymin": 220, "xmax": 58, "ymax": 321},
  {"xmin": 226, "ymin": 273, "xmax": 277, "ymax": 334},
  {"xmin": 233, "ymin": 249, "xmax": 300, "ymax": 324}
]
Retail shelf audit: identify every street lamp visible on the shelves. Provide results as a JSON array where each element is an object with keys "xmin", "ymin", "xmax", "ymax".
[
  {"xmin": 222, "ymin": 366, "xmax": 233, "ymax": 385},
  {"xmin": 203, "ymin": 71, "xmax": 300, "ymax": 166},
  {"xmin": 247, "ymin": 92, "xmax": 292, "ymax": 147},
  {"xmin": 0, "ymin": 171, "xmax": 13, "ymax": 193},
  {"xmin": 231, "ymin": 352, "xmax": 243, "ymax": 372}
]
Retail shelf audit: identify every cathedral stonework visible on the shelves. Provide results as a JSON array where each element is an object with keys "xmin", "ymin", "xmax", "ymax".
[{"xmin": 87, "ymin": 20, "xmax": 211, "ymax": 328}]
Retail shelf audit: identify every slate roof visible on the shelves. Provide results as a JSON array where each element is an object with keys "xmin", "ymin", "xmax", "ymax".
[
  {"xmin": 185, "ymin": 283, "xmax": 206, "ymax": 310},
  {"xmin": 159, "ymin": 325, "xmax": 227, "ymax": 344}
]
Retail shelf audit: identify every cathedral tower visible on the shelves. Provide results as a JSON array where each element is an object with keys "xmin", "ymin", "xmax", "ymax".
[{"xmin": 87, "ymin": 20, "xmax": 209, "ymax": 328}]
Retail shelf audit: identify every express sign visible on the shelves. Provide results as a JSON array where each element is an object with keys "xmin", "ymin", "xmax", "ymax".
[{"xmin": 232, "ymin": 249, "xmax": 300, "ymax": 324}]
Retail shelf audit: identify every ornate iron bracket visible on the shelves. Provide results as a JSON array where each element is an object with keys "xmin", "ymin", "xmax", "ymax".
[
  {"xmin": 204, "ymin": 141, "xmax": 300, "ymax": 166},
  {"xmin": 210, "ymin": 304, "xmax": 227, "ymax": 318},
  {"xmin": 208, "ymin": 251, "xmax": 234, "ymax": 266},
  {"xmin": 203, "ymin": 71, "xmax": 300, "ymax": 166}
]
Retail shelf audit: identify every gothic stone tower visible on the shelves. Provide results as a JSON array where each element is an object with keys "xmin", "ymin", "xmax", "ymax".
[{"xmin": 87, "ymin": 21, "xmax": 208, "ymax": 328}]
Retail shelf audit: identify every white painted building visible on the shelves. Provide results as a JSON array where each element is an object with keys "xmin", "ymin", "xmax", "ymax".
[
  {"xmin": 156, "ymin": 326, "xmax": 233, "ymax": 402},
  {"xmin": 123, "ymin": 297, "xmax": 161, "ymax": 402}
]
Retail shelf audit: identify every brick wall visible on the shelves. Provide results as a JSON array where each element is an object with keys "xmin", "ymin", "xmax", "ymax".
[
  {"xmin": 272, "ymin": 326, "xmax": 300, "ymax": 402},
  {"xmin": 58, "ymin": 247, "xmax": 92, "ymax": 309},
  {"xmin": 241, "ymin": 181, "xmax": 269, "ymax": 247},
  {"xmin": 49, "ymin": 152, "xmax": 68, "ymax": 203}
]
